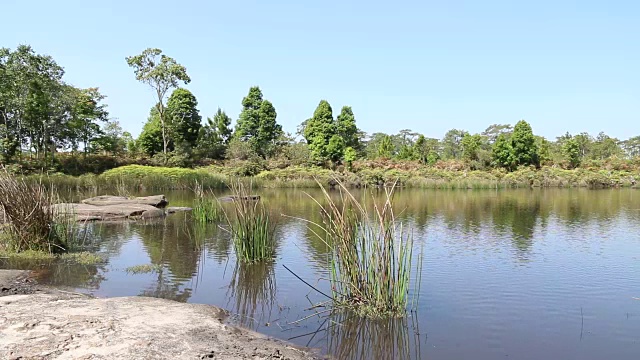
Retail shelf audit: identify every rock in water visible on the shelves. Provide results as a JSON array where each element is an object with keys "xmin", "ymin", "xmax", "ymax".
[{"xmin": 81, "ymin": 195, "xmax": 168, "ymax": 208}]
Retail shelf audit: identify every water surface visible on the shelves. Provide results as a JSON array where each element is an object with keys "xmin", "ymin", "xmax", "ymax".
[{"xmin": 3, "ymin": 188, "xmax": 640, "ymax": 359}]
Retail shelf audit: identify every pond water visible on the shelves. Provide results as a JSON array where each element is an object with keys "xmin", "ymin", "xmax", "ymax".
[{"xmin": 3, "ymin": 188, "xmax": 640, "ymax": 359}]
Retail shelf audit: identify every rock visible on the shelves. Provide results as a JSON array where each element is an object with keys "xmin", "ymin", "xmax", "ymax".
[
  {"xmin": 166, "ymin": 207, "xmax": 193, "ymax": 214},
  {"xmin": 140, "ymin": 208, "xmax": 166, "ymax": 219},
  {"xmin": 52, "ymin": 203, "xmax": 160, "ymax": 221},
  {"xmin": 219, "ymin": 195, "xmax": 260, "ymax": 202},
  {"xmin": 81, "ymin": 195, "xmax": 168, "ymax": 208},
  {"xmin": 0, "ymin": 291, "xmax": 318, "ymax": 360}
]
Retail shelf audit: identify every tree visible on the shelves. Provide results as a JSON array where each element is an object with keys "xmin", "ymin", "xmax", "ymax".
[
  {"xmin": 92, "ymin": 120, "xmax": 125, "ymax": 155},
  {"xmin": 336, "ymin": 106, "xmax": 360, "ymax": 151},
  {"xmin": 482, "ymin": 124, "xmax": 512, "ymax": 144},
  {"xmin": 591, "ymin": 132, "xmax": 622, "ymax": 160},
  {"xmin": 166, "ymin": 88, "xmax": 201, "ymax": 149},
  {"xmin": 492, "ymin": 134, "xmax": 513, "ymax": 169},
  {"xmin": 326, "ymin": 134, "xmax": 345, "ymax": 163},
  {"xmin": 138, "ymin": 106, "xmax": 164, "ymax": 156},
  {"xmin": 66, "ymin": 87, "xmax": 109, "ymax": 154},
  {"xmin": 442, "ymin": 129, "xmax": 468, "ymax": 160},
  {"xmin": 511, "ymin": 120, "xmax": 538, "ymax": 167},
  {"xmin": 461, "ymin": 134, "xmax": 484, "ymax": 161},
  {"xmin": 536, "ymin": 136, "xmax": 552, "ymax": 165},
  {"xmin": 197, "ymin": 108, "xmax": 233, "ymax": 159},
  {"xmin": 303, "ymin": 100, "xmax": 336, "ymax": 162},
  {"xmin": 562, "ymin": 137, "xmax": 581, "ymax": 168},
  {"xmin": 622, "ymin": 136, "xmax": 640, "ymax": 158},
  {"xmin": 234, "ymin": 86, "xmax": 282, "ymax": 158},
  {"xmin": 126, "ymin": 48, "xmax": 190, "ymax": 157},
  {"xmin": 377, "ymin": 135, "xmax": 394, "ymax": 159}
]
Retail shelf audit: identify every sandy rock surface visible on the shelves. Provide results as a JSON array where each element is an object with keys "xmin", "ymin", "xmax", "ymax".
[{"xmin": 0, "ymin": 291, "xmax": 318, "ymax": 360}]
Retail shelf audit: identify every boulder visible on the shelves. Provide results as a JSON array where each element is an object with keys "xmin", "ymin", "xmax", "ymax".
[
  {"xmin": 52, "ymin": 203, "xmax": 160, "ymax": 221},
  {"xmin": 140, "ymin": 208, "xmax": 166, "ymax": 219},
  {"xmin": 166, "ymin": 206, "xmax": 193, "ymax": 214}
]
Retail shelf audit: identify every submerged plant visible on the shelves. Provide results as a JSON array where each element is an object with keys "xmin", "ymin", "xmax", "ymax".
[
  {"xmin": 301, "ymin": 179, "xmax": 421, "ymax": 318},
  {"xmin": 192, "ymin": 181, "xmax": 223, "ymax": 223},
  {"xmin": 223, "ymin": 181, "xmax": 276, "ymax": 263}
]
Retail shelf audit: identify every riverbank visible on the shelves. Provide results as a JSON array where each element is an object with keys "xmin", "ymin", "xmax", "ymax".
[
  {"xmin": 22, "ymin": 162, "xmax": 640, "ymax": 191},
  {"xmin": 0, "ymin": 270, "xmax": 319, "ymax": 360}
]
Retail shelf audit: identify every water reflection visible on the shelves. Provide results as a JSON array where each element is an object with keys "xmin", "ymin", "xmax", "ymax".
[
  {"xmin": 226, "ymin": 261, "xmax": 277, "ymax": 329},
  {"xmin": 302, "ymin": 312, "xmax": 423, "ymax": 360}
]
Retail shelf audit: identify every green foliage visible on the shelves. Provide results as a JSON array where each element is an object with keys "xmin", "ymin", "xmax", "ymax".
[
  {"xmin": 166, "ymin": 88, "xmax": 201, "ymax": 149},
  {"xmin": 336, "ymin": 106, "xmax": 361, "ymax": 151},
  {"xmin": 304, "ymin": 100, "xmax": 337, "ymax": 162},
  {"xmin": 442, "ymin": 129, "xmax": 468, "ymax": 159},
  {"xmin": 511, "ymin": 120, "xmax": 539, "ymax": 167},
  {"xmin": 461, "ymin": 134, "xmax": 484, "ymax": 161},
  {"xmin": 126, "ymin": 48, "xmax": 190, "ymax": 156},
  {"xmin": 234, "ymin": 86, "xmax": 282, "ymax": 158},
  {"xmin": 492, "ymin": 134, "xmax": 514, "ymax": 169},
  {"xmin": 377, "ymin": 135, "xmax": 395, "ymax": 159},
  {"xmin": 197, "ymin": 108, "xmax": 233, "ymax": 160},
  {"xmin": 327, "ymin": 135, "xmax": 346, "ymax": 163},
  {"xmin": 0, "ymin": 45, "xmax": 108, "ymax": 163},
  {"xmin": 138, "ymin": 106, "xmax": 164, "ymax": 156},
  {"xmin": 562, "ymin": 137, "xmax": 581, "ymax": 168}
]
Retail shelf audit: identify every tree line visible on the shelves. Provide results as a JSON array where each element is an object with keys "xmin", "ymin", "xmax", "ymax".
[{"xmin": 2, "ymin": 45, "xmax": 639, "ymax": 174}]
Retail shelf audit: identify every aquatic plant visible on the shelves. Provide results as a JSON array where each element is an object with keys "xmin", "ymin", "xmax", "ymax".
[
  {"xmin": 192, "ymin": 182, "xmax": 223, "ymax": 223},
  {"xmin": 301, "ymin": 179, "xmax": 421, "ymax": 318},
  {"xmin": 125, "ymin": 263, "xmax": 163, "ymax": 274},
  {"xmin": 0, "ymin": 170, "xmax": 89, "ymax": 253},
  {"xmin": 223, "ymin": 181, "xmax": 276, "ymax": 263}
]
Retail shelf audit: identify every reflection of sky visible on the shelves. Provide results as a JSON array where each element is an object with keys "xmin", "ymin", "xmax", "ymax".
[{"xmin": 12, "ymin": 188, "xmax": 640, "ymax": 360}]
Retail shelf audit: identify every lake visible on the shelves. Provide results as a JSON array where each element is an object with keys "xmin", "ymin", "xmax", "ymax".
[{"xmin": 2, "ymin": 188, "xmax": 640, "ymax": 359}]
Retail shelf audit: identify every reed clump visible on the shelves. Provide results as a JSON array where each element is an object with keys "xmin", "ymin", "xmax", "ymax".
[
  {"xmin": 307, "ymin": 179, "xmax": 421, "ymax": 318},
  {"xmin": 192, "ymin": 182, "xmax": 223, "ymax": 223},
  {"xmin": 0, "ymin": 170, "xmax": 85, "ymax": 253},
  {"xmin": 223, "ymin": 181, "xmax": 276, "ymax": 263}
]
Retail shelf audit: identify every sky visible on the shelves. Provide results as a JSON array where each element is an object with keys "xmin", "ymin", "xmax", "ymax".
[{"xmin": 1, "ymin": 0, "xmax": 638, "ymax": 140}]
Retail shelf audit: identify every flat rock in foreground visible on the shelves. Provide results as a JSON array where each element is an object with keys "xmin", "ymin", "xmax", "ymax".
[{"xmin": 0, "ymin": 292, "xmax": 318, "ymax": 360}]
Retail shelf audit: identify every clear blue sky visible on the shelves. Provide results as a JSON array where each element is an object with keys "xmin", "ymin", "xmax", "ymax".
[{"xmin": 2, "ymin": 0, "xmax": 638, "ymax": 140}]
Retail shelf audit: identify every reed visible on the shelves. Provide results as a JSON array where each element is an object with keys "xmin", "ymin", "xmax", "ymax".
[
  {"xmin": 223, "ymin": 181, "xmax": 276, "ymax": 263},
  {"xmin": 305, "ymin": 179, "xmax": 420, "ymax": 318},
  {"xmin": 192, "ymin": 182, "xmax": 223, "ymax": 223}
]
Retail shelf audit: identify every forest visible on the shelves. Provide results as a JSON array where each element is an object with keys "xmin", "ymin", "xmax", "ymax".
[{"xmin": 2, "ymin": 45, "xmax": 639, "ymax": 176}]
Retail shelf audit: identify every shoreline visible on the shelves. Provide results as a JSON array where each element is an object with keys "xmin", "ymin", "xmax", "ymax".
[{"xmin": 0, "ymin": 270, "xmax": 320, "ymax": 360}]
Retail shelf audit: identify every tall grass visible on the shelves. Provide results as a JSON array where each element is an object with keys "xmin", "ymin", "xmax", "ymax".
[
  {"xmin": 0, "ymin": 170, "xmax": 84, "ymax": 253},
  {"xmin": 192, "ymin": 182, "xmax": 223, "ymax": 223},
  {"xmin": 223, "ymin": 181, "xmax": 276, "ymax": 263},
  {"xmin": 304, "ymin": 179, "xmax": 420, "ymax": 318}
]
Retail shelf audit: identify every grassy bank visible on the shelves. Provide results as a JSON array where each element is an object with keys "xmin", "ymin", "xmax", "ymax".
[{"xmin": 18, "ymin": 163, "xmax": 640, "ymax": 191}]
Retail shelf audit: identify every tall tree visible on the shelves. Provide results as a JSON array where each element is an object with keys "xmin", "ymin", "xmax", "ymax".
[
  {"xmin": 198, "ymin": 108, "xmax": 233, "ymax": 159},
  {"xmin": 234, "ymin": 86, "xmax": 282, "ymax": 158},
  {"xmin": 482, "ymin": 124, "xmax": 513, "ymax": 144},
  {"xmin": 166, "ymin": 88, "xmax": 201, "ymax": 149},
  {"xmin": 562, "ymin": 137, "xmax": 581, "ymax": 168},
  {"xmin": 510, "ymin": 120, "xmax": 538, "ymax": 167},
  {"xmin": 461, "ymin": 134, "xmax": 484, "ymax": 161},
  {"xmin": 126, "ymin": 48, "xmax": 190, "ymax": 157},
  {"xmin": 492, "ymin": 134, "xmax": 513, "ymax": 169},
  {"xmin": 303, "ymin": 100, "xmax": 336, "ymax": 162},
  {"xmin": 442, "ymin": 129, "xmax": 468, "ymax": 160},
  {"xmin": 336, "ymin": 106, "xmax": 360, "ymax": 151},
  {"xmin": 377, "ymin": 135, "xmax": 395, "ymax": 159}
]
